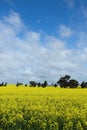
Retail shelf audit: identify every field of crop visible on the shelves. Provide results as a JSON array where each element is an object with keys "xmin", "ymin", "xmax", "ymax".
[{"xmin": 0, "ymin": 85, "xmax": 87, "ymax": 130}]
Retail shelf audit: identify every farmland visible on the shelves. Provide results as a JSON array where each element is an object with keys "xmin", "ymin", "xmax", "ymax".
[{"xmin": 0, "ymin": 85, "xmax": 87, "ymax": 130}]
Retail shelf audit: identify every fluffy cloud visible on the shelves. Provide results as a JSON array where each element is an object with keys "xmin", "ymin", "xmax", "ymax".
[{"xmin": 0, "ymin": 11, "xmax": 87, "ymax": 84}]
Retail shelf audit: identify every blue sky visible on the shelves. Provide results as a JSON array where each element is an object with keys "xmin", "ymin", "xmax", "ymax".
[{"xmin": 0, "ymin": 0, "xmax": 87, "ymax": 83}]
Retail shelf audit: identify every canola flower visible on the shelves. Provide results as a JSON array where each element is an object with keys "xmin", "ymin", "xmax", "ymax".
[{"xmin": 0, "ymin": 85, "xmax": 87, "ymax": 130}]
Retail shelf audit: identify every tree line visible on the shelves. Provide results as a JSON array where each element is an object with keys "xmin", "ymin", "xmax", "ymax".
[
  {"xmin": 16, "ymin": 75, "xmax": 87, "ymax": 88},
  {"xmin": 1, "ymin": 75, "xmax": 87, "ymax": 88},
  {"xmin": 28, "ymin": 75, "xmax": 79, "ymax": 88}
]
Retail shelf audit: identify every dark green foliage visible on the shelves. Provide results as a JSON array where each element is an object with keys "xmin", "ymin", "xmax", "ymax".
[
  {"xmin": 29, "ymin": 81, "xmax": 37, "ymax": 87},
  {"xmin": 57, "ymin": 75, "xmax": 79, "ymax": 88},
  {"xmin": 54, "ymin": 84, "xmax": 57, "ymax": 87},
  {"xmin": 80, "ymin": 81, "xmax": 87, "ymax": 88},
  {"xmin": 69, "ymin": 79, "xmax": 79, "ymax": 88},
  {"xmin": 57, "ymin": 75, "xmax": 71, "ymax": 88},
  {"xmin": 42, "ymin": 81, "xmax": 48, "ymax": 88}
]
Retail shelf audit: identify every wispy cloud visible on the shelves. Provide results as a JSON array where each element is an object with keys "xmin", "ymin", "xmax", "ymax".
[
  {"xmin": 80, "ymin": 6, "xmax": 87, "ymax": 18},
  {"xmin": 37, "ymin": 19, "xmax": 42, "ymax": 23},
  {"xmin": 2, "ymin": 0, "xmax": 14, "ymax": 6},
  {"xmin": 58, "ymin": 24, "xmax": 73, "ymax": 38},
  {"xmin": 0, "ymin": 11, "xmax": 87, "ymax": 83},
  {"xmin": 64, "ymin": 0, "xmax": 74, "ymax": 8}
]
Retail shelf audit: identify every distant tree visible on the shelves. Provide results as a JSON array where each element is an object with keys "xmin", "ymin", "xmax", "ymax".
[
  {"xmin": 64, "ymin": 75, "xmax": 71, "ymax": 81},
  {"xmin": 29, "ymin": 81, "xmax": 36, "ymax": 87},
  {"xmin": 37, "ymin": 82, "xmax": 41, "ymax": 87},
  {"xmin": 80, "ymin": 81, "xmax": 87, "ymax": 88},
  {"xmin": 16, "ymin": 82, "xmax": 19, "ymax": 87},
  {"xmin": 0, "ymin": 82, "xmax": 4, "ymax": 86},
  {"xmin": 42, "ymin": 81, "xmax": 48, "ymax": 88},
  {"xmin": 4, "ymin": 82, "xmax": 7, "ymax": 87},
  {"xmin": 18, "ymin": 83, "xmax": 23, "ymax": 85},
  {"xmin": 54, "ymin": 84, "xmax": 57, "ymax": 87},
  {"xmin": 16, "ymin": 82, "xmax": 23, "ymax": 87},
  {"xmin": 25, "ymin": 84, "xmax": 27, "ymax": 87},
  {"xmin": 69, "ymin": 79, "xmax": 79, "ymax": 88},
  {"xmin": 44, "ymin": 81, "xmax": 48, "ymax": 86},
  {"xmin": 57, "ymin": 75, "xmax": 71, "ymax": 88}
]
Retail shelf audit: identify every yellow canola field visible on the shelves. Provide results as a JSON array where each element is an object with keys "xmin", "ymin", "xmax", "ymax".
[{"xmin": 0, "ymin": 85, "xmax": 87, "ymax": 130}]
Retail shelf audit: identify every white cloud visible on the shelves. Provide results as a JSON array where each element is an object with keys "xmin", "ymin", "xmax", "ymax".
[
  {"xmin": 58, "ymin": 24, "xmax": 73, "ymax": 38},
  {"xmin": 0, "ymin": 11, "xmax": 87, "ymax": 84},
  {"xmin": 77, "ymin": 31, "xmax": 87, "ymax": 48},
  {"xmin": 3, "ymin": 11, "xmax": 24, "ymax": 32}
]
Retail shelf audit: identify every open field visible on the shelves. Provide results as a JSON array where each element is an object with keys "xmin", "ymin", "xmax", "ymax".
[{"xmin": 0, "ymin": 85, "xmax": 87, "ymax": 130}]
